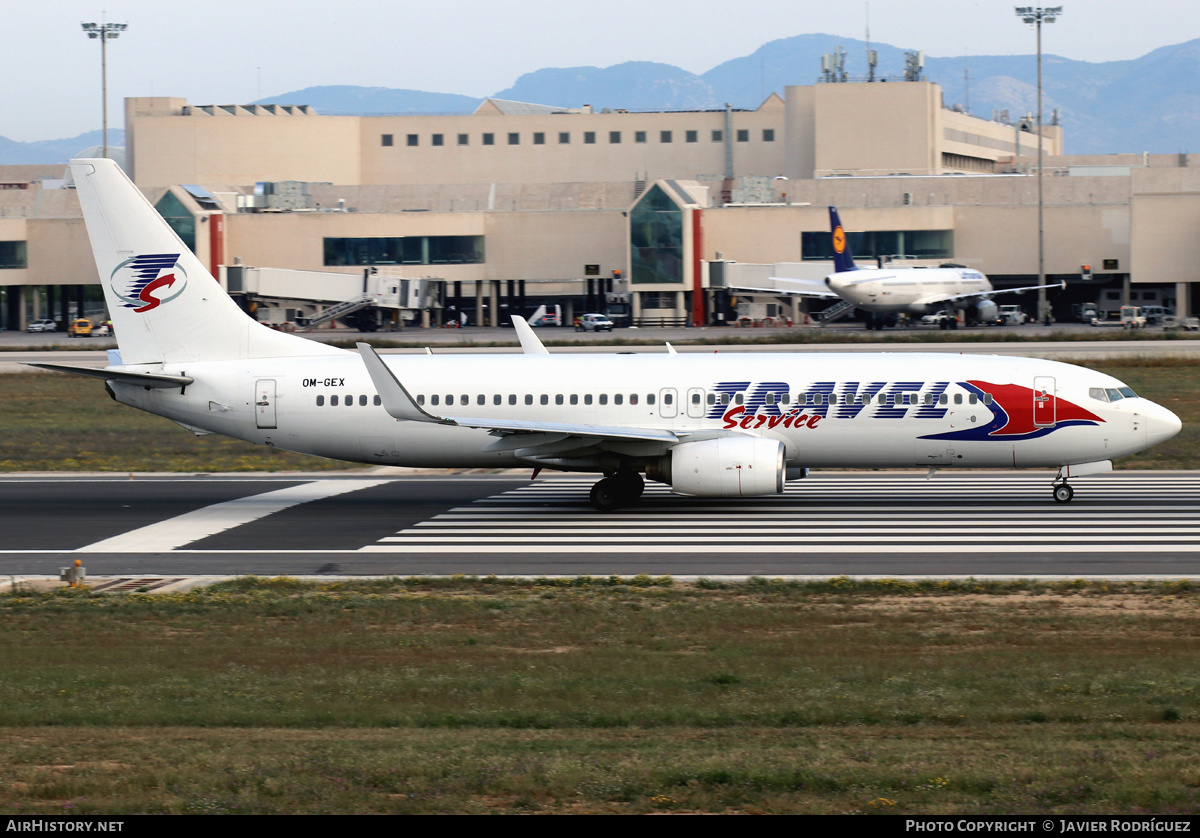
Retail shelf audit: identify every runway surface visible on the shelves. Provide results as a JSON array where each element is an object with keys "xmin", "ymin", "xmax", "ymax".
[{"xmin": 2, "ymin": 471, "xmax": 1198, "ymax": 578}]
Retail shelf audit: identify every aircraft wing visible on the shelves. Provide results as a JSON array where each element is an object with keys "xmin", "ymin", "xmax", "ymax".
[
  {"xmin": 914, "ymin": 280, "xmax": 1066, "ymax": 308},
  {"xmin": 751, "ymin": 277, "xmax": 839, "ymax": 298},
  {"xmin": 356, "ymin": 343, "xmax": 679, "ymax": 446}
]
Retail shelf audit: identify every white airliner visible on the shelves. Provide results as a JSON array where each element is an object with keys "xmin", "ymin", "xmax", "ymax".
[
  {"xmin": 34, "ymin": 159, "xmax": 1181, "ymax": 509},
  {"xmin": 770, "ymin": 207, "xmax": 1064, "ymax": 329}
]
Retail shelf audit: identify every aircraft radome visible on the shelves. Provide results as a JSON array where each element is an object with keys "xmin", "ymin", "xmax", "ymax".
[{"xmin": 31, "ymin": 159, "xmax": 1182, "ymax": 510}]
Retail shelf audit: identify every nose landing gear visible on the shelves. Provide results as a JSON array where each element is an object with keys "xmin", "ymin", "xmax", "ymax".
[{"xmin": 1052, "ymin": 481, "xmax": 1074, "ymax": 503}]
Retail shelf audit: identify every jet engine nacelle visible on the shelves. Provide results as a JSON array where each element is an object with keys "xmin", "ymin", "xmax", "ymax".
[
  {"xmin": 976, "ymin": 299, "xmax": 998, "ymax": 323},
  {"xmin": 667, "ymin": 437, "xmax": 785, "ymax": 497}
]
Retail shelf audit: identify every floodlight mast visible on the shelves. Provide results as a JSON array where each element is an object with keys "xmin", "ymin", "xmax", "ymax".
[
  {"xmin": 1015, "ymin": 6, "xmax": 1062, "ymax": 324},
  {"xmin": 80, "ymin": 19, "xmax": 128, "ymax": 160}
]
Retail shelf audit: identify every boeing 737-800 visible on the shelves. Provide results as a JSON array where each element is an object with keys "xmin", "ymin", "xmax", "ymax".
[{"xmin": 33, "ymin": 159, "xmax": 1181, "ymax": 510}]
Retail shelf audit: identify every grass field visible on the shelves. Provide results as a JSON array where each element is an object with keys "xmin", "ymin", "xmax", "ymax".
[
  {"xmin": 0, "ymin": 576, "xmax": 1197, "ymax": 815},
  {"xmin": 3, "ymin": 356, "xmax": 1199, "ymax": 472}
]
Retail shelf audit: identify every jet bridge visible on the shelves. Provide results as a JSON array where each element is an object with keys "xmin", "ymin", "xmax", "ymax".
[{"xmin": 223, "ymin": 265, "xmax": 440, "ymax": 329}]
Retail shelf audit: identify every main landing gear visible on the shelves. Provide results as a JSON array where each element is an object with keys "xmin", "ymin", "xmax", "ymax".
[
  {"xmin": 590, "ymin": 471, "xmax": 645, "ymax": 511},
  {"xmin": 1052, "ymin": 481, "xmax": 1075, "ymax": 503}
]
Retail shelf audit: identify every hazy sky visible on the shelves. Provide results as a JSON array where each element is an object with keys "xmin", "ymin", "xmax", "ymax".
[{"xmin": 4, "ymin": 0, "xmax": 1197, "ymax": 142}]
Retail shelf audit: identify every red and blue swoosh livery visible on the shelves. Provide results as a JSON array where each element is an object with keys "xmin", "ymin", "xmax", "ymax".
[{"xmin": 920, "ymin": 381, "xmax": 1104, "ymax": 442}]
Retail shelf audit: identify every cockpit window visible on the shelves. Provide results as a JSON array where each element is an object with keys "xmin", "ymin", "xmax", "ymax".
[{"xmin": 1090, "ymin": 386, "xmax": 1140, "ymax": 403}]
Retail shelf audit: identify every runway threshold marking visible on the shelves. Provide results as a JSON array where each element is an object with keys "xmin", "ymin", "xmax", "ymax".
[{"xmin": 75, "ymin": 479, "xmax": 391, "ymax": 554}]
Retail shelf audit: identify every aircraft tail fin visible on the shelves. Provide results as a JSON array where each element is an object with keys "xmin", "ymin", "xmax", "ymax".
[
  {"xmin": 70, "ymin": 158, "xmax": 343, "ymax": 365},
  {"xmin": 829, "ymin": 206, "xmax": 858, "ymax": 274}
]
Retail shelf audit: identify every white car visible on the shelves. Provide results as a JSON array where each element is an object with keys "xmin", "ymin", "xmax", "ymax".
[
  {"xmin": 27, "ymin": 319, "xmax": 57, "ymax": 333},
  {"xmin": 997, "ymin": 305, "xmax": 1028, "ymax": 325},
  {"xmin": 575, "ymin": 313, "xmax": 614, "ymax": 332}
]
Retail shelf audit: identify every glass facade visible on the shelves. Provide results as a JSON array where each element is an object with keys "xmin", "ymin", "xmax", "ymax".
[
  {"xmin": 323, "ymin": 236, "xmax": 485, "ymax": 266},
  {"xmin": 630, "ymin": 185, "xmax": 684, "ymax": 285},
  {"xmin": 802, "ymin": 229, "xmax": 953, "ymax": 261},
  {"xmin": 155, "ymin": 191, "xmax": 196, "ymax": 253},
  {"xmin": 0, "ymin": 241, "xmax": 27, "ymax": 269}
]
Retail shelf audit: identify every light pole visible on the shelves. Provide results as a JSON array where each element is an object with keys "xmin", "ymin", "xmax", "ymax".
[
  {"xmin": 1015, "ymin": 6, "xmax": 1061, "ymax": 324},
  {"xmin": 80, "ymin": 19, "xmax": 128, "ymax": 160}
]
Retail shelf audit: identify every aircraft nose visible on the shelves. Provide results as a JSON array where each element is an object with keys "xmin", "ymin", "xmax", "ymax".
[{"xmin": 1144, "ymin": 401, "xmax": 1182, "ymax": 447}]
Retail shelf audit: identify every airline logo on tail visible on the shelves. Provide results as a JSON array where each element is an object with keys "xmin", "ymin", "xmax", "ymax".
[
  {"xmin": 110, "ymin": 253, "xmax": 187, "ymax": 312},
  {"xmin": 832, "ymin": 224, "xmax": 846, "ymax": 255}
]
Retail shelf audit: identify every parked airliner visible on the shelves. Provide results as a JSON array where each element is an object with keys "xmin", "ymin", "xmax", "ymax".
[
  {"xmin": 823, "ymin": 206, "xmax": 1064, "ymax": 328},
  {"xmin": 34, "ymin": 159, "xmax": 1181, "ymax": 510},
  {"xmin": 767, "ymin": 207, "xmax": 1064, "ymax": 329}
]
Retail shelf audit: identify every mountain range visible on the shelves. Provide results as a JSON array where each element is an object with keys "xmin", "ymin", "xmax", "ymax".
[{"xmin": 4, "ymin": 33, "xmax": 1197, "ymax": 164}]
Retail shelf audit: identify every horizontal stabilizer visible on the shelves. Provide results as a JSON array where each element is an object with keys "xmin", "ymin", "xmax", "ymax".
[{"xmin": 25, "ymin": 362, "xmax": 193, "ymax": 389}]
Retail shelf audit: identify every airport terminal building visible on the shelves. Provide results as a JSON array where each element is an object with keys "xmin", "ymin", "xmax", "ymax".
[{"xmin": 2, "ymin": 79, "xmax": 1197, "ymax": 330}]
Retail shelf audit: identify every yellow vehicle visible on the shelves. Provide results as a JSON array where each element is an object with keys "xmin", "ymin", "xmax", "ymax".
[{"xmin": 68, "ymin": 318, "xmax": 92, "ymax": 337}]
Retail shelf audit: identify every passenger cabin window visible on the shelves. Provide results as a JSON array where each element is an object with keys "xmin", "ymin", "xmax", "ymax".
[
  {"xmin": 599, "ymin": 394, "xmax": 608, "ymax": 405},
  {"xmin": 316, "ymin": 395, "xmax": 325, "ymax": 406}
]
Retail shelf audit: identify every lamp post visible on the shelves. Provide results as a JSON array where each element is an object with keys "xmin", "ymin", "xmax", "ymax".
[
  {"xmin": 1015, "ymin": 6, "xmax": 1061, "ymax": 324},
  {"xmin": 80, "ymin": 19, "xmax": 128, "ymax": 160}
]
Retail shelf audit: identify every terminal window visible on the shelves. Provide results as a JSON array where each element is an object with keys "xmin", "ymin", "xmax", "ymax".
[
  {"xmin": 686, "ymin": 130, "xmax": 697, "ymax": 143},
  {"xmin": 324, "ymin": 236, "xmax": 485, "ymax": 267},
  {"xmin": 635, "ymin": 131, "xmax": 647, "ymax": 143},
  {"xmin": 407, "ymin": 134, "xmax": 419, "ymax": 146},
  {"xmin": 711, "ymin": 130, "xmax": 723, "ymax": 142},
  {"xmin": 0, "ymin": 241, "xmax": 27, "ymax": 269},
  {"xmin": 801, "ymin": 229, "xmax": 953, "ymax": 261},
  {"xmin": 432, "ymin": 134, "xmax": 444, "ymax": 146},
  {"xmin": 508, "ymin": 133, "xmax": 520, "ymax": 145},
  {"xmin": 763, "ymin": 129, "xmax": 775, "ymax": 142},
  {"xmin": 559, "ymin": 132, "xmax": 570, "ymax": 144},
  {"xmin": 458, "ymin": 134, "xmax": 469, "ymax": 145},
  {"xmin": 660, "ymin": 131, "xmax": 672, "ymax": 143},
  {"xmin": 483, "ymin": 133, "xmax": 494, "ymax": 145},
  {"xmin": 381, "ymin": 134, "xmax": 393, "ymax": 147},
  {"xmin": 609, "ymin": 131, "xmax": 621, "ymax": 143},
  {"xmin": 584, "ymin": 132, "xmax": 596, "ymax": 144},
  {"xmin": 736, "ymin": 129, "xmax": 749, "ymax": 142},
  {"xmin": 533, "ymin": 132, "xmax": 545, "ymax": 145}
]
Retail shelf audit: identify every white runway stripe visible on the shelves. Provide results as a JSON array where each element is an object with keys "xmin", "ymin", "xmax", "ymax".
[
  {"xmin": 77, "ymin": 479, "xmax": 390, "ymax": 554},
  {"xmin": 369, "ymin": 474, "xmax": 1200, "ymax": 555}
]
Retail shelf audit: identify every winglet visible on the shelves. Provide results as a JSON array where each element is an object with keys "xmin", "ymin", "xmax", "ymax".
[
  {"xmin": 511, "ymin": 315, "xmax": 549, "ymax": 355},
  {"xmin": 357, "ymin": 342, "xmax": 450, "ymax": 424}
]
